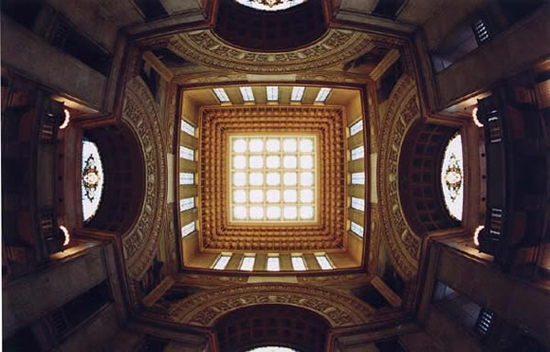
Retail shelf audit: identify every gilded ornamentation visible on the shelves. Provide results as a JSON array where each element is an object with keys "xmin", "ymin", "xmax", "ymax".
[
  {"xmin": 376, "ymin": 75, "xmax": 421, "ymax": 280},
  {"xmin": 122, "ymin": 77, "xmax": 168, "ymax": 305},
  {"xmin": 158, "ymin": 283, "xmax": 374, "ymax": 327},
  {"xmin": 199, "ymin": 106, "xmax": 347, "ymax": 250},
  {"xmin": 171, "ymin": 29, "xmax": 376, "ymax": 73}
]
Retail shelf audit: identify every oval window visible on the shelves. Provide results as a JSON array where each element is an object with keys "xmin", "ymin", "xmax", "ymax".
[
  {"xmin": 440, "ymin": 133, "xmax": 464, "ymax": 221},
  {"xmin": 81, "ymin": 139, "xmax": 104, "ymax": 222}
]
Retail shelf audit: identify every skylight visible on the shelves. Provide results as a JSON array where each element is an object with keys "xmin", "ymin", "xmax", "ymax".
[
  {"xmin": 179, "ymin": 197, "xmax": 194, "ymax": 212},
  {"xmin": 441, "ymin": 133, "xmax": 464, "ymax": 221},
  {"xmin": 315, "ymin": 88, "xmax": 331, "ymax": 102},
  {"xmin": 351, "ymin": 172, "xmax": 365, "ymax": 185},
  {"xmin": 291, "ymin": 256, "xmax": 307, "ymax": 271},
  {"xmin": 266, "ymin": 86, "xmax": 278, "ymax": 101},
  {"xmin": 291, "ymin": 86, "xmax": 305, "ymax": 101},
  {"xmin": 266, "ymin": 256, "xmax": 280, "ymax": 271},
  {"xmin": 240, "ymin": 256, "xmax": 255, "ymax": 271},
  {"xmin": 350, "ymin": 221, "xmax": 364, "ymax": 237},
  {"xmin": 351, "ymin": 197, "xmax": 365, "ymax": 211},
  {"xmin": 315, "ymin": 254, "xmax": 334, "ymax": 270},
  {"xmin": 235, "ymin": 0, "xmax": 306, "ymax": 12},
  {"xmin": 180, "ymin": 146, "xmax": 194, "ymax": 161},
  {"xmin": 349, "ymin": 119, "xmax": 363, "ymax": 136},
  {"xmin": 213, "ymin": 88, "xmax": 230, "ymax": 102},
  {"xmin": 181, "ymin": 221, "xmax": 196, "ymax": 237},
  {"xmin": 229, "ymin": 134, "xmax": 317, "ymax": 223},
  {"xmin": 240, "ymin": 86, "xmax": 255, "ymax": 102},
  {"xmin": 179, "ymin": 172, "xmax": 194, "ymax": 185},
  {"xmin": 181, "ymin": 120, "xmax": 195, "ymax": 136},
  {"xmin": 213, "ymin": 254, "xmax": 231, "ymax": 270},
  {"xmin": 351, "ymin": 145, "xmax": 364, "ymax": 160}
]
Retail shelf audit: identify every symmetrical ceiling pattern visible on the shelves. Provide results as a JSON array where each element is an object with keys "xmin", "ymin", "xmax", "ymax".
[{"xmin": 199, "ymin": 105, "xmax": 347, "ymax": 250}]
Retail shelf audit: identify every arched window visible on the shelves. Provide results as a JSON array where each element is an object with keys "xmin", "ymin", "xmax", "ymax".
[
  {"xmin": 81, "ymin": 139, "xmax": 104, "ymax": 222},
  {"xmin": 440, "ymin": 133, "xmax": 464, "ymax": 221},
  {"xmin": 235, "ymin": 0, "xmax": 306, "ymax": 12}
]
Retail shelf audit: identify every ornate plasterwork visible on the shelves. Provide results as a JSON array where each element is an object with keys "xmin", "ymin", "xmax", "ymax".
[
  {"xmin": 149, "ymin": 283, "xmax": 374, "ymax": 327},
  {"xmin": 122, "ymin": 77, "xmax": 168, "ymax": 304},
  {"xmin": 199, "ymin": 106, "xmax": 347, "ymax": 250},
  {"xmin": 377, "ymin": 75, "xmax": 421, "ymax": 280},
  {"xmin": 170, "ymin": 29, "xmax": 376, "ymax": 73}
]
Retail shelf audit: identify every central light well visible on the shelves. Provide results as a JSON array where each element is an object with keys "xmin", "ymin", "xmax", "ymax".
[{"xmin": 229, "ymin": 134, "xmax": 318, "ymax": 223}]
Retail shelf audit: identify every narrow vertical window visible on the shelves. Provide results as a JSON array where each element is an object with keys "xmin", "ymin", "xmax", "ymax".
[
  {"xmin": 315, "ymin": 88, "xmax": 331, "ymax": 102},
  {"xmin": 239, "ymin": 86, "xmax": 255, "ymax": 102},
  {"xmin": 180, "ymin": 146, "xmax": 194, "ymax": 161},
  {"xmin": 350, "ymin": 221, "xmax": 364, "ymax": 238},
  {"xmin": 291, "ymin": 86, "xmax": 305, "ymax": 101},
  {"xmin": 266, "ymin": 86, "xmax": 279, "ymax": 101},
  {"xmin": 181, "ymin": 221, "xmax": 196, "ymax": 238},
  {"xmin": 213, "ymin": 254, "xmax": 231, "ymax": 270},
  {"xmin": 315, "ymin": 254, "xmax": 334, "ymax": 270},
  {"xmin": 266, "ymin": 256, "xmax": 280, "ymax": 271},
  {"xmin": 291, "ymin": 255, "xmax": 307, "ymax": 271},
  {"xmin": 240, "ymin": 255, "xmax": 255, "ymax": 271}
]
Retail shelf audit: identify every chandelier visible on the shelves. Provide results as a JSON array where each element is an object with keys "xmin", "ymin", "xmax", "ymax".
[{"xmin": 235, "ymin": 0, "xmax": 306, "ymax": 11}]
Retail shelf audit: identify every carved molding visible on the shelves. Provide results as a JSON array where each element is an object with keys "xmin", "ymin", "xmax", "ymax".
[
  {"xmin": 122, "ymin": 77, "xmax": 168, "ymax": 305},
  {"xmin": 171, "ymin": 29, "xmax": 376, "ymax": 73},
  {"xmin": 151, "ymin": 283, "xmax": 374, "ymax": 327},
  {"xmin": 198, "ymin": 106, "xmax": 347, "ymax": 250},
  {"xmin": 377, "ymin": 74, "xmax": 421, "ymax": 280}
]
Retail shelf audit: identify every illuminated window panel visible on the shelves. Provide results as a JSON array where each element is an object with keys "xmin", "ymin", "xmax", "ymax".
[
  {"xmin": 351, "ymin": 145, "xmax": 364, "ymax": 160},
  {"xmin": 351, "ymin": 172, "xmax": 365, "ymax": 185},
  {"xmin": 179, "ymin": 172, "xmax": 194, "ymax": 185},
  {"xmin": 239, "ymin": 86, "xmax": 255, "ymax": 102},
  {"xmin": 315, "ymin": 254, "xmax": 334, "ymax": 270},
  {"xmin": 82, "ymin": 139, "xmax": 104, "ymax": 222},
  {"xmin": 266, "ymin": 256, "xmax": 280, "ymax": 271},
  {"xmin": 240, "ymin": 256, "xmax": 255, "ymax": 271},
  {"xmin": 180, "ymin": 146, "xmax": 194, "ymax": 161},
  {"xmin": 291, "ymin": 256, "xmax": 307, "ymax": 271},
  {"xmin": 181, "ymin": 119, "xmax": 195, "ymax": 136},
  {"xmin": 213, "ymin": 88, "xmax": 230, "ymax": 102},
  {"xmin": 235, "ymin": 0, "xmax": 305, "ymax": 11},
  {"xmin": 266, "ymin": 86, "xmax": 278, "ymax": 101},
  {"xmin": 351, "ymin": 197, "xmax": 365, "ymax": 211},
  {"xmin": 349, "ymin": 119, "xmax": 363, "ymax": 136},
  {"xmin": 213, "ymin": 254, "xmax": 231, "ymax": 270},
  {"xmin": 181, "ymin": 221, "xmax": 196, "ymax": 238},
  {"xmin": 180, "ymin": 197, "xmax": 195, "ymax": 212},
  {"xmin": 291, "ymin": 86, "xmax": 305, "ymax": 101},
  {"xmin": 315, "ymin": 88, "xmax": 331, "ymax": 102},
  {"xmin": 229, "ymin": 135, "xmax": 317, "ymax": 223},
  {"xmin": 350, "ymin": 221, "xmax": 364, "ymax": 238},
  {"xmin": 441, "ymin": 134, "xmax": 464, "ymax": 221}
]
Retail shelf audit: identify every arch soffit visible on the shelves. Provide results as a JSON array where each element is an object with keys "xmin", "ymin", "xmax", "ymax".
[
  {"xmin": 121, "ymin": 76, "xmax": 168, "ymax": 306},
  {"xmin": 377, "ymin": 74, "xmax": 423, "ymax": 281},
  {"xmin": 167, "ymin": 283, "xmax": 375, "ymax": 328}
]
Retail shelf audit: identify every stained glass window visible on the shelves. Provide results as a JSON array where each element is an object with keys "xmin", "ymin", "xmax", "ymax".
[
  {"xmin": 351, "ymin": 145, "xmax": 364, "ymax": 160},
  {"xmin": 441, "ymin": 134, "xmax": 464, "ymax": 221},
  {"xmin": 350, "ymin": 221, "xmax": 364, "ymax": 238},
  {"xmin": 82, "ymin": 139, "xmax": 104, "ymax": 222},
  {"xmin": 229, "ymin": 135, "xmax": 317, "ymax": 223},
  {"xmin": 349, "ymin": 119, "xmax": 363, "ymax": 136},
  {"xmin": 235, "ymin": 0, "xmax": 306, "ymax": 12},
  {"xmin": 315, "ymin": 254, "xmax": 334, "ymax": 270},
  {"xmin": 181, "ymin": 221, "xmax": 196, "ymax": 238},
  {"xmin": 351, "ymin": 197, "xmax": 365, "ymax": 211}
]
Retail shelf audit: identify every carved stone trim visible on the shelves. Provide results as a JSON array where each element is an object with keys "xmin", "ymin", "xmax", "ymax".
[
  {"xmin": 377, "ymin": 74, "xmax": 421, "ymax": 280},
  {"xmin": 157, "ymin": 283, "xmax": 374, "ymax": 327},
  {"xmin": 121, "ymin": 77, "xmax": 168, "ymax": 305}
]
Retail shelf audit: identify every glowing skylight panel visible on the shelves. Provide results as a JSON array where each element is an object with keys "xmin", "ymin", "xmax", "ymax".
[
  {"xmin": 350, "ymin": 221, "xmax": 364, "ymax": 238},
  {"xmin": 180, "ymin": 146, "xmax": 194, "ymax": 161},
  {"xmin": 213, "ymin": 88, "xmax": 230, "ymax": 102},
  {"xmin": 266, "ymin": 256, "xmax": 280, "ymax": 271},
  {"xmin": 229, "ymin": 135, "xmax": 317, "ymax": 223},
  {"xmin": 179, "ymin": 172, "xmax": 194, "ymax": 185},
  {"xmin": 239, "ymin": 86, "xmax": 255, "ymax": 102},
  {"xmin": 235, "ymin": 0, "xmax": 306, "ymax": 12},
  {"xmin": 351, "ymin": 172, "xmax": 365, "ymax": 185},
  {"xmin": 291, "ymin": 256, "xmax": 307, "ymax": 271},
  {"xmin": 266, "ymin": 86, "xmax": 279, "ymax": 101},
  {"xmin": 351, "ymin": 145, "xmax": 364, "ymax": 160},
  {"xmin": 291, "ymin": 86, "xmax": 305, "ymax": 101},
  {"xmin": 315, "ymin": 88, "xmax": 331, "ymax": 102},
  {"xmin": 240, "ymin": 256, "xmax": 255, "ymax": 271},
  {"xmin": 351, "ymin": 197, "xmax": 365, "ymax": 211},
  {"xmin": 181, "ymin": 221, "xmax": 196, "ymax": 238},
  {"xmin": 213, "ymin": 254, "xmax": 231, "ymax": 270},
  {"xmin": 349, "ymin": 120, "xmax": 363, "ymax": 136},
  {"xmin": 179, "ymin": 197, "xmax": 195, "ymax": 212},
  {"xmin": 315, "ymin": 254, "xmax": 334, "ymax": 270},
  {"xmin": 441, "ymin": 134, "xmax": 464, "ymax": 221},
  {"xmin": 82, "ymin": 139, "xmax": 104, "ymax": 222},
  {"xmin": 181, "ymin": 120, "xmax": 195, "ymax": 136}
]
